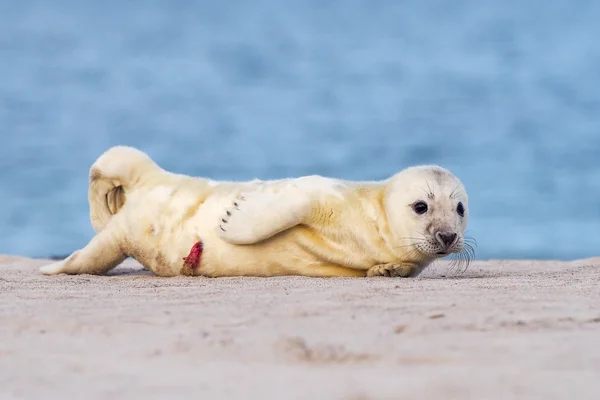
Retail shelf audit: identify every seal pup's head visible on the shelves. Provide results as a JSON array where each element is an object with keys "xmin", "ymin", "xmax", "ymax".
[{"xmin": 383, "ymin": 165, "xmax": 470, "ymax": 263}]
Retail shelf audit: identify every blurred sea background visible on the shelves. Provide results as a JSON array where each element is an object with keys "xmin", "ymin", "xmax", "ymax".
[{"xmin": 1, "ymin": 0, "xmax": 599, "ymax": 260}]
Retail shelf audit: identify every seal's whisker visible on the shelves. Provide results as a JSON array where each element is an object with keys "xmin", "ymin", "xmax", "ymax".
[
  {"xmin": 464, "ymin": 242, "xmax": 476, "ymax": 259},
  {"xmin": 417, "ymin": 231, "xmax": 428, "ymax": 239},
  {"xmin": 458, "ymin": 243, "xmax": 475, "ymax": 275},
  {"xmin": 456, "ymin": 252, "xmax": 468, "ymax": 276},
  {"xmin": 447, "ymin": 253, "xmax": 461, "ymax": 277},
  {"xmin": 450, "ymin": 190, "xmax": 466, "ymax": 200},
  {"xmin": 419, "ymin": 187, "xmax": 432, "ymax": 198},
  {"xmin": 449, "ymin": 184, "xmax": 465, "ymax": 200},
  {"xmin": 463, "ymin": 250, "xmax": 472, "ymax": 274},
  {"xmin": 393, "ymin": 236, "xmax": 426, "ymax": 250},
  {"xmin": 444, "ymin": 244, "xmax": 474, "ymax": 277},
  {"xmin": 400, "ymin": 246, "xmax": 417, "ymax": 257},
  {"xmin": 463, "ymin": 232, "xmax": 478, "ymax": 243},
  {"xmin": 393, "ymin": 243, "xmax": 418, "ymax": 249},
  {"xmin": 463, "ymin": 242, "xmax": 477, "ymax": 251},
  {"xmin": 469, "ymin": 244, "xmax": 477, "ymax": 261},
  {"xmin": 457, "ymin": 253, "xmax": 469, "ymax": 276},
  {"xmin": 424, "ymin": 179, "xmax": 435, "ymax": 199},
  {"xmin": 404, "ymin": 247, "xmax": 421, "ymax": 262},
  {"xmin": 450, "ymin": 255, "xmax": 462, "ymax": 277},
  {"xmin": 397, "ymin": 237, "xmax": 426, "ymax": 242},
  {"xmin": 463, "ymin": 236, "xmax": 478, "ymax": 247}
]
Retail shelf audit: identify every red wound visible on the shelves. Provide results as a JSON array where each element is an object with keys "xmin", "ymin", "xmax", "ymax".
[{"xmin": 182, "ymin": 241, "xmax": 204, "ymax": 274}]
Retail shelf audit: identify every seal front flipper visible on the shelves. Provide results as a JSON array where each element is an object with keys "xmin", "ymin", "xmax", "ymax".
[
  {"xmin": 366, "ymin": 263, "xmax": 422, "ymax": 278},
  {"xmin": 216, "ymin": 189, "xmax": 314, "ymax": 245}
]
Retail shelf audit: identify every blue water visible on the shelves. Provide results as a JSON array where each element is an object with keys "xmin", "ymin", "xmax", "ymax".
[{"xmin": 1, "ymin": 0, "xmax": 599, "ymax": 260}]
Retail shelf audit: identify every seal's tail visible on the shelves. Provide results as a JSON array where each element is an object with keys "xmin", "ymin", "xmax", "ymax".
[{"xmin": 88, "ymin": 145, "xmax": 161, "ymax": 232}]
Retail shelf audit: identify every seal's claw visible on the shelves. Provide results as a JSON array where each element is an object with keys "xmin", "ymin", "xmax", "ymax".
[{"xmin": 215, "ymin": 190, "xmax": 313, "ymax": 246}]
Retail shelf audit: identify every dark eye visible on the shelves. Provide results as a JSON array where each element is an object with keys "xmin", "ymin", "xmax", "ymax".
[
  {"xmin": 456, "ymin": 202, "xmax": 465, "ymax": 217},
  {"xmin": 412, "ymin": 201, "xmax": 428, "ymax": 215}
]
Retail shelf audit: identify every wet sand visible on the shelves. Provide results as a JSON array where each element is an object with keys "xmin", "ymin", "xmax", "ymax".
[{"xmin": 1, "ymin": 255, "xmax": 599, "ymax": 399}]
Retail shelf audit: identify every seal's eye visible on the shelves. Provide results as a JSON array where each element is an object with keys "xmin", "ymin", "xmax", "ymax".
[
  {"xmin": 412, "ymin": 201, "xmax": 428, "ymax": 215},
  {"xmin": 456, "ymin": 202, "xmax": 465, "ymax": 217}
]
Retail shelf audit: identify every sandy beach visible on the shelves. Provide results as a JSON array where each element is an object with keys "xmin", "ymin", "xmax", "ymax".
[{"xmin": 1, "ymin": 254, "xmax": 599, "ymax": 400}]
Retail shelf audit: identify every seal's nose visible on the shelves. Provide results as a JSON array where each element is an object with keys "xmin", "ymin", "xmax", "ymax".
[{"xmin": 436, "ymin": 231, "xmax": 457, "ymax": 248}]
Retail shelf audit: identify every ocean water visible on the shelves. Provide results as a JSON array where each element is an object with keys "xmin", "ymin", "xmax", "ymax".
[{"xmin": 1, "ymin": 0, "xmax": 599, "ymax": 260}]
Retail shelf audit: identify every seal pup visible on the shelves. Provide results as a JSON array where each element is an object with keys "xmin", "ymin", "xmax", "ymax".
[{"xmin": 39, "ymin": 146, "xmax": 471, "ymax": 278}]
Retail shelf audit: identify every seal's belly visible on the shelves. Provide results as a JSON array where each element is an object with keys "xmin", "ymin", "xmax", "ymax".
[
  {"xmin": 116, "ymin": 191, "xmax": 210, "ymax": 277},
  {"xmin": 197, "ymin": 225, "xmax": 372, "ymax": 278},
  {"xmin": 121, "ymin": 210, "xmax": 365, "ymax": 277},
  {"xmin": 118, "ymin": 218, "xmax": 197, "ymax": 277},
  {"xmin": 117, "ymin": 184, "xmax": 373, "ymax": 278}
]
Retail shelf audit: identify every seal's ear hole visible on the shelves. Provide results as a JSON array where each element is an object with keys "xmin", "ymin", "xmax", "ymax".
[
  {"xmin": 456, "ymin": 202, "xmax": 465, "ymax": 217},
  {"xmin": 412, "ymin": 201, "xmax": 428, "ymax": 215},
  {"xmin": 106, "ymin": 185, "xmax": 126, "ymax": 215}
]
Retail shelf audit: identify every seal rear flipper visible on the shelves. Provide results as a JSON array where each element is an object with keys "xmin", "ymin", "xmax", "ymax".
[
  {"xmin": 216, "ymin": 190, "xmax": 314, "ymax": 245},
  {"xmin": 40, "ymin": 228, "xmax": 126, "ymax": 275},
  {"xmin": 88, "ymin": 146, "xmax": 162, "ymax": 232}
]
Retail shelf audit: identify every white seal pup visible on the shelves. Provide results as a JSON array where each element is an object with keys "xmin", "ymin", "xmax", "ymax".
[{"xmin": 39, "ymin": 146, "xmax": 472, "ymax": 278}]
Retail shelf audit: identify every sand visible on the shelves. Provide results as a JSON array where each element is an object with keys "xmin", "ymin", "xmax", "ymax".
[{"xmin": 1, "ymin": 255, "xmax": 599, "ymax": 400}]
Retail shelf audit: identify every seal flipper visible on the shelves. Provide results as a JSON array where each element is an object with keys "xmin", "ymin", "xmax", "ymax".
[
  {"xmin": 40, "ymin": 228, "xmax": 126, "ymax": 275},
  {"xmin": 216, "ymin": 189, "xmax": 313, "ymax": 245}
]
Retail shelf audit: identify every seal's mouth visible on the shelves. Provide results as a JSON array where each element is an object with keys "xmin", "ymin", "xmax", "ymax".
[{"xmin": 436, "ymin": 251, "xmax": 448, "ymax": 256}]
